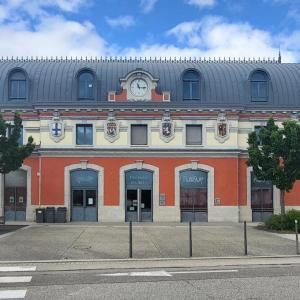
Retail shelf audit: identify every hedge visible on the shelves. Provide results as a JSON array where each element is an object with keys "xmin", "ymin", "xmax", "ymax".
[{"xmin": 264, "ymin": 209, "xmax": 300, "ymax": 231}]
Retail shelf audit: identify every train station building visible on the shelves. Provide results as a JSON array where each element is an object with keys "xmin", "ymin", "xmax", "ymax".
[{"xmin": 0, "ymin": 57, "xmax": 300, "ymax": 222}]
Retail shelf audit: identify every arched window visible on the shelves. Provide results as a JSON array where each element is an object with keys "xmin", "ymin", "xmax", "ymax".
[
  {"xmin": 78, "ymin": 71, "xmax": 94, "ymax": 99},
  {"xmin": 250, "ymin": 70, "xmax": 268, "ymax": 101},
  {"xmin": 183, "ymin": 70, "xmax": 200, "ymax": 100},
  {"xmin": 9, "ymin": 70, "xmax": 27, "ymax": 99}
]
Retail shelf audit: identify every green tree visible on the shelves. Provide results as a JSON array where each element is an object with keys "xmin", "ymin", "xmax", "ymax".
[
  {"xmin": 0, "ymin": 113, "xmax": 35, "ymax": 174},
  {"xmin": 247, "ymin": 118, "xmax": 300, "ymax": 215}
]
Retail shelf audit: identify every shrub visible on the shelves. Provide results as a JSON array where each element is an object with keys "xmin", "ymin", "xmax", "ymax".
[{"xmin": 265, "ymin": 209, "xmax": 300, "ymax": 231}]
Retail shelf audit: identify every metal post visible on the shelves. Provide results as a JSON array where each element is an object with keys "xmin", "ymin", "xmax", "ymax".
[
  {"xmin": 129, "ymin": 221, "xmax": 133, "ymax": 258},
  {"xmin": 244, "ymin": 221, "xmax": 248, "ymax": 256},
  {"xmin": 295, "ymin": 220, "xmax": 299, "ymax": 255},
  {"xmin": 189, "ymin": 221, "xmax": 192, "ymax": 257}
]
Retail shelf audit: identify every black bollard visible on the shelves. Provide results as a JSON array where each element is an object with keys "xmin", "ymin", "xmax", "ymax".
[
  {"xmin": 129, "ymin": 221, "xmax": 133, "ymax": 258},
  {"xmin": 295, "ymin": 220, "xmax": 299, "ymax": 255},
  {"xmin": 244, "ymin": 221, "xmax": 248, "ymax": 256},
  {"xmin": 189, "ymin": 221, "xmax": 192, "ymax": 257}
]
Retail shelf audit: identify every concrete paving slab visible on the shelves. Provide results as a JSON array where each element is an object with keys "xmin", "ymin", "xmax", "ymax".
[{"xmin": 0, "ymin": 223, "xmax": 297, "ymax": 261}]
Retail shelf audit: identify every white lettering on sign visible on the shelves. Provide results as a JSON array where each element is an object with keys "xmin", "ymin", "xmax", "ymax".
[{"xmin": 182, "ymin": 175, "xmax": 205, "ymax": 184}]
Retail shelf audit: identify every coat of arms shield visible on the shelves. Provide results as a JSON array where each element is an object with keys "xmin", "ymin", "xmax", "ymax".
[
  {"xmin": 49, "ymin": 116, "xmax": 65, "ymax": 143},
  {"xmin": 215, "ymin": 112, "xmax": 229, "ymax": 143},
  {"xmin": 160, "ymin": 115, "xmax": 174, "ymax": 142},
  {"xmin": 104, "ymin": 115, "xmax": 120, "ymax": 142}
]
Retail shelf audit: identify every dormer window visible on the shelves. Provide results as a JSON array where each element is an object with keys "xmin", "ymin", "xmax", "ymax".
[
  {"xmin": 250, "ymin": 70, "xmax": 268, "ymax": 102},
  {"xmin": 78, "ymin": 71, "xmax": 94, "ymax": 100},
  {"xmin": 183, "ymin": 70, "xmax": 200, "ymax": 100},
  {"xmin": 9, "ymin": 70, "xmax": 27, "ymax": 99}
]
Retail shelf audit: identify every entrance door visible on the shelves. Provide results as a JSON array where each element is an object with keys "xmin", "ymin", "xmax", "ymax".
[
  {"xmin": 72, "ymin": 189, "xmax": 97, "ymax": 221},
  {"xmin": 180, "ymin": 170, "xmax": 208, "ymax": 222},
  {"xmin": 251, "ymin": 173, "xmax": 273, "ymax": 222},
  {"xmin": 70, "ymin": 170, "xmax": 98, "ymax": 222},
  {"xmin": 125, "ymin": 170, "xmax": 153, "ymax": 222},
  {"xmin": 126, "ymin": 189, "xmax": 152, "ymax": 222},
  {"xmin": 4, "ymin": 170, "xmax": 27, "ymax": 221}
]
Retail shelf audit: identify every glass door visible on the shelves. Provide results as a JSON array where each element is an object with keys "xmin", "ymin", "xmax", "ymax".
[
  {"xmin": 126, "ymin": 189, "xmax": 138, "ymax": 222},
  {"xmin": 140, "ymin": 190, "xmax": 152, "ymax": 222},
  {"xmin": 72, "ymin": 190, "xmax": 84, "ymax": 221},
  {"xmin": 85, "ymin": 190, "xmax": 97, "ymax": 221}
]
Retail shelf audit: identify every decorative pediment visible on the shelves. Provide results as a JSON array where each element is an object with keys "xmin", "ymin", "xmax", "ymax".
[
  {"xmin": 108, "ymin": 69, "xmax": 170, "ymax": 102},
  {"xmin": 215, "ymin": 112, "xmax": 230, "ymax": 143},
  {"xmin": 49, "ymin": 112, "xmax": 65, "ymax": 143}
]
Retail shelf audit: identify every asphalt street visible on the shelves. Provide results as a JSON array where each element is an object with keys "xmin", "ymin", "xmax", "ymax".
[{"xmin": 0, "ymin": 264, "xmax": 300, "ymax": 299}]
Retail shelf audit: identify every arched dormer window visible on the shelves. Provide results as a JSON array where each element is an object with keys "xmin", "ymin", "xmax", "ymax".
[
  {"xmin": 9, "ymin": 70, "xmax": 27, "ymax": 99},
  {"xmin": 78, "ymin": 71, "xmax": 94, "ymax": 100},
  {"xmin": 183, "ymin": 70, "xmax": 200, "ymax": 100},
  {"xmin": 250, "ymin": 70, "xmax": 269, "ymax": 101}
]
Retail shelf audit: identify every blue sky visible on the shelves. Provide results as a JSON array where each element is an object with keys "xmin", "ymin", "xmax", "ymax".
[{"xmin": 0, "ymin": 0, "xmax": 299, "ymax": 62}]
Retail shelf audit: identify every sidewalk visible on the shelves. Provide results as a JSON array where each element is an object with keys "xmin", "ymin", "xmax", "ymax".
[{"xmin": 0, "ymin": 222, "xmax": 298, "ymax": 261}]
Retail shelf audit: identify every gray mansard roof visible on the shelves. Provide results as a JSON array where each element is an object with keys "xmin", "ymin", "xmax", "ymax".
[{"xmin": 0, "ymin": 58, "xmax": 300, "ymax": 110}]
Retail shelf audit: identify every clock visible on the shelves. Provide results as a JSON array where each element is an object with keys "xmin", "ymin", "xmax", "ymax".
[{"xmin": 130, "ymin": 78, "xmax": 148, "ymax": 97}]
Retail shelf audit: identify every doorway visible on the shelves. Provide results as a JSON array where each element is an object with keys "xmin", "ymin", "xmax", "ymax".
[
  {"xmin": 71, "ymin": 170, "xmax": 98, "ymax": 222},
  {"xmin": 251, "ymin": 172, "xmax": 273, "ymax": 222},
  {"xmin": 125, "ymin": 170, "xmax": 153, "ymax": 222},
  {"xmin": 4, "ymin": 170, "xmax": 27, "ymax": 221},
  {"xmin": 180, "ymin": 170, "xmax": 208, "ymax": 222}
]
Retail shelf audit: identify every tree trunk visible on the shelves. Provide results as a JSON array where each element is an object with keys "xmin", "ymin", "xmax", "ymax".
[{"xmin": 280, "ymin": 189, "xmax": 285, "ymax": 215}]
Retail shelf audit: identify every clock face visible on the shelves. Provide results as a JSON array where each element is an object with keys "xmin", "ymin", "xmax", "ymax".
[{"xmin": 130, "ymin": 79, "xmax": 148, "ymax": 97}]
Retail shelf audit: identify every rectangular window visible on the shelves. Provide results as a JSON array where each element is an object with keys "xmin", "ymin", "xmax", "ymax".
[
  {"xmin": 10, "ymin": 80, "xmax": 26, "ymax": 99},
  {"xmin": 183, "ymin": 81, "xmax": 200, "ymax": 100},
  {"xmin": 254, "ymin": 126, "xmax": 264, "ymax": 146},
  {"xmin": 251, "ymin": 82, "xmax": 268, "ymax": 101},
  {"xmin": 131, "ymin": 125, "xmax": 148, "ymax": 145},
  {"xmin": 76, "ymin": 124, "xmax": 93, "ymax": 145},
  {"xmin": 7, "ymin": 126, "xmax": 23, "ymax": 145},
  {"xmin": 186, "ymin": 125, "xmax": 202, "ymax": 145}
]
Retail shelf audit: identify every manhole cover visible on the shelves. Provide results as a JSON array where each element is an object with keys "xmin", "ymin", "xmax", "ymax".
[{"xmin": 73, "ymin": 245, "xmax": 92, "ymax": 250}]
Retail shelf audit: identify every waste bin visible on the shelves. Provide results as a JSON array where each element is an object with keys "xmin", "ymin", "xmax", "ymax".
[
  {"xmin": 55, "ymin": 207, "xmax": 67, "ymax": 223},
  {"xmin": 45, "ymin": 207, "xmax": 55, "ymax": 223},
  {"xmin": 36, "ymin": 208, "xmax": 45, "ymax": 223}
]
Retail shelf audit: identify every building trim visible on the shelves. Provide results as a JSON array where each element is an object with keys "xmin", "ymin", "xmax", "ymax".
[{"xmin": 64, "ymin": 163, "xmax": 104, "ymax": 222}]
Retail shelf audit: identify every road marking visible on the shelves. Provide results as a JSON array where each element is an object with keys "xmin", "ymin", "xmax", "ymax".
[
  {"xmin": 0, "ymin": 290, "xmax": 27, "ymax": 299},
  {"xmin": 0, "ymin": 276, "xmax": 32, "ymax": 283},
  {"xmin": 170, "ymin": 269, "xmax": 238, "ymax": 275},
  {"xmin": 101, "ymin": 270, "xmax": 172, "ymax": 277},
  {"xmin": 100, "ymin": 269, "xmax": 238, "ymax": 277},
  {"xmin": 0, "ymin": 266, "xmax": 36, "ymax": 272}
]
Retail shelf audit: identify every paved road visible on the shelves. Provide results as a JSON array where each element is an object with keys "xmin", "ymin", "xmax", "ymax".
[
  {"xmin": 1, "ymin": 264, "xmax": 300, "ymax": 299},
  {"xmin": 0, "ymin": 223, "xmax": 298, "ymax": 260}
]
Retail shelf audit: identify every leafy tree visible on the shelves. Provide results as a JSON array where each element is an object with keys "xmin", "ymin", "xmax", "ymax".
[
  {"xmin": 247, "ymin": 118, "xmax": 300, "ymax": 215},
  {"xmin": 0, "ymin": 113, "xmax": 35, "ymax": 175}
]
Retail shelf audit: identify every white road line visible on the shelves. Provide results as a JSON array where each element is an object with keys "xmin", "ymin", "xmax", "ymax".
[
  {"xmin": 101, "ymin": 270, "xmax": 172, "ymax": 277},
  {"xmin": 0, "ymin": 276, "xmax": 32, "ymax": 283},
  {"xmin": 0, "ymin": 290, "xmax": 27, "ymax": 299},
  {"xmin": 0, "ymin": 266, "xmax": 36, "ymax": 272},
  {"xmin": 170, "ymin": 269, "xmax": 238, "ymax": 275}
]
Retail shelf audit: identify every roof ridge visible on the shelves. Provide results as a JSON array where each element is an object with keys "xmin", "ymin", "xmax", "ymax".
[{"xmin": 0, "ymin": 56, "xmax": 281, "ymax": 64}]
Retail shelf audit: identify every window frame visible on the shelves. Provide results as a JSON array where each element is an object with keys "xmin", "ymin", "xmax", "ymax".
[
  {"xmin": 130, "ymin": 124, "xmax": 148, "ymax": 146},
  {"xmin": 185, "ymin": 124, "xmax": 203, "ymax": 146},
  {"xmin": 250, "ymin": 70, "xmax": 269, "ymax": 102},
  {"xmin": 77, "ymin": 70, "xmax": 96, "ymax": 100},
  {"xmin": 8, "ymin": 70, "xmax": 27, "ymax": 100},
  {"xmin": 182, "ymin": 69, "xmax": 201, "ymax": 101},
  {"xmin": 7, "ymin": 124, "xmax": 23, "ymax": 145},
  {"xmin": 75, "ymin": 124, "xmax": 93, "ymax": 146}
]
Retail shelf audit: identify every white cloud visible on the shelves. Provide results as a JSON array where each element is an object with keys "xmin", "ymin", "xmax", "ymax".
[
  {"xmin": 139, "ymin": 0, "xmax": 157, "ymax": 13},
  {"xmin": 0, "ymin": 16, "xmax": 108, "ymax": 57},
  {"xmin": 105, "ymin": 15, "xmax": 135, "ymax": 28},
  {"xmin": 185, "ymin": 0, "xmax": 216, "ymax": 8},
  {"xmin": 166, "ymin": 16, "xmax": 300, "ymax": 62}
]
